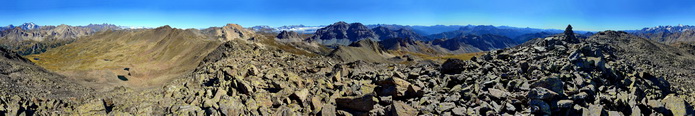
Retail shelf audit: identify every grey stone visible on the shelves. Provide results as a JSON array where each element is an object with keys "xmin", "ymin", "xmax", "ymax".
[
  {"xmin": 528, "ymin": 87, "xmax": 559, "ymax": 100},
  {"xmin": 451, "ymin": 107, "xmax": 467, "ymax": 116},
  {"xmin": 488, "ymin": 88, "xmax": 508, "ymax": 99},
  {"xmin": 436, "ymin": 102, "xmax": 456, "ymax": 113},
  {"xmin": 531, "ymin": 77, "xmax": 564, "ymax": 94}
]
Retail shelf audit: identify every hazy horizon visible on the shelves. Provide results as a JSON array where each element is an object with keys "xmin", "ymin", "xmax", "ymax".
[{"xmin": 4, "ymin": 0, "xmax": 695, "ymax": 31}]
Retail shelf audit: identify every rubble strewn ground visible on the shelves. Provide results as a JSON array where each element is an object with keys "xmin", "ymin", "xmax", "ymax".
[{"xmin": 1, "ymin": 27, "xmax": 694, "ymax": 115}]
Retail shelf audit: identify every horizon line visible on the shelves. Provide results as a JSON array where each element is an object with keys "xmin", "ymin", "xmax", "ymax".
[{"xmin": 2, "ymin": 22, "xmax": 686, "ymax": 32}]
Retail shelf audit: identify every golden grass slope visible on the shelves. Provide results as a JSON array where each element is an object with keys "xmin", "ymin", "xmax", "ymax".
[{"xmin": 26, "ymin": 26, "xmax": 222, "ymax": 90}]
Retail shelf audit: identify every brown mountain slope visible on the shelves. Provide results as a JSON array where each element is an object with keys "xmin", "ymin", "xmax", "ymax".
[
  {"xmin": 328, "ymin": 39, "xmax": 395, "ymax": 62},
  {"xmin": 25, "ymin": 26, "xmax": 222, "ymax": 90}
]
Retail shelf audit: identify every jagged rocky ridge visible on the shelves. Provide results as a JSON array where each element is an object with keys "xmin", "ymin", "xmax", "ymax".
[
  {"xmin": 309, "ymin": 22, "xmax": 379, "ymax": 46},
  {"xmin": 0, "ymin": 25, "xmax": 694, "ymax": 115}
]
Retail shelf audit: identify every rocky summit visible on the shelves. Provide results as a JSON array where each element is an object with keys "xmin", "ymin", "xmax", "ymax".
[
  {"xmin": 276, "ymin": 30, "xmax": 304, "ymax": 43},
  {"xmin": 0, "ymin": 23, "xmax": 694, "ymax": 116}
]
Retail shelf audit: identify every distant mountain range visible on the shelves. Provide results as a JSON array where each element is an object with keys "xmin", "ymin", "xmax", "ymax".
[
  {"xmin": 254, "ymin": 23, "xmax": 590, "ymax": 38},
  {"xmin": 426, "ymin": 25, "xmax": 569, "ymax": 42},
  {"xmin": 251, "ymin": 25, "xmax": 325, "ymax": 34},
  {"xmin": 0, "ymin": 23, "xmax": 123, "ymax": 55},
  {"xmin": 290, "ymin": 22, "xmax": 575, "ymax": 55},
  {"xmin": 0, "ymin": 22, "xmax": 40, "ymax": 30},
  {"xmin": 7, "ymin": 22, "xmax": 695, "ymax": 57},
  {"xmin": 629, "ymin": 25, "xmax": 695, "ymax": 44}
]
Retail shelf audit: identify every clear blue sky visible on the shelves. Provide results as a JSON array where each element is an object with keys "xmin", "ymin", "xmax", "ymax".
[{"xmin": 2, "ymin": 0, "xmax": 695, "ymax": 31}]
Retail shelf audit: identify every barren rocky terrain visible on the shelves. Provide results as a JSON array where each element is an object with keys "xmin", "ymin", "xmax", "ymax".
[{"xmin": 0, "ymin": 24, "xmax": 693, "ymax": 116}]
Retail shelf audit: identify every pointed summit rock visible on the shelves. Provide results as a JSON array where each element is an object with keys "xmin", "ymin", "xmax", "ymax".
[
  {"xmin": 564, "ymin": 24, "xmax": 574, "ymax": 35},
  {"xmin": 564, "ymin": 24, "xmax": 579, "ymax": 43}
]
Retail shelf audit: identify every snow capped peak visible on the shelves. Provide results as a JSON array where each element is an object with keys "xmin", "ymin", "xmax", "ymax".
[
  {"xmin": 641, "ymin": 25, "xmax": 695, "ymax": 33},
  {"xmin": 250, "ymin": 25, "xmax": 324, "ymax": 34},
  {"xmin": 19, "ymin": 22, "xmax": 40, "ymax": 30},
  {"xmin": 22, "ymin": 22, "xmax": 36, "ymax": 26}
]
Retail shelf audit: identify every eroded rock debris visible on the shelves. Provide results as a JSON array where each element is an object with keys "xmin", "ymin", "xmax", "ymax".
[{"xmin": 1, "ymin": 26, "xmax": 694, "ymax": 115}]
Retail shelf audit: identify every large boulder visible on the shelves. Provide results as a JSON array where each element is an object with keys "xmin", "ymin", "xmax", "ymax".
[
  {"xmin": 530, "ymin": 77, "xmax": 564, "ymax": 94},
  {"xmin": 528, "ymin": 87, "xmax": 559, "ymax": 100},
  {"xmin": 336, "ymin": 95, "xmax": 378, "ymax": 112},
  {"xmin": 376, "ymin": 77, "xmax": 423, "ymax": 98},
  {"xmin": 441, "ymin": 59, "xmax": 467, "ymax": 74},
  {"xmin": 662, "ymin": 94, "xmax": 688, "ymax": 116}
]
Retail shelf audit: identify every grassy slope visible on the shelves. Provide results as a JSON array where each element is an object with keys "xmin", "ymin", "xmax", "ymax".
[{"xmin": 25, "ymin": 27, "xmax": 221, "ymax": 90}]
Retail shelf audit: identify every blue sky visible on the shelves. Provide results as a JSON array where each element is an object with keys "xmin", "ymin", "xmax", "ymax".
[{"xmin": 2, "ymin": 0, "xmax": 695, "ymax": 31}]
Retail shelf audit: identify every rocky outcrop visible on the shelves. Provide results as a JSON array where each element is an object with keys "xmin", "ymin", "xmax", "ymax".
[
  {"xmin": 309, "ymin": 22, "xmax": 379, "ymax": 46},
  {"xmin": 275, "ymin": 30, "xmax": 303, "ymax": 42}
]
